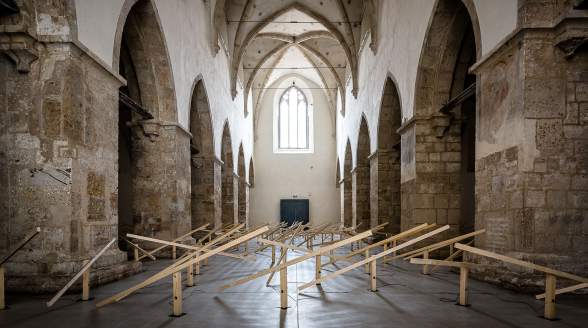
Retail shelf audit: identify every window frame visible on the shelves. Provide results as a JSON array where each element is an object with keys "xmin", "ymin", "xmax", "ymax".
[{"xmin": 272, "ymin": 79, "xmax": 314, "ymax": 154}]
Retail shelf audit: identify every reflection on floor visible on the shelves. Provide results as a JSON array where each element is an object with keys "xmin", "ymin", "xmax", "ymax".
[{"xmin": 1, "ymin": 240, "xmax": 587, "ymax": 328}]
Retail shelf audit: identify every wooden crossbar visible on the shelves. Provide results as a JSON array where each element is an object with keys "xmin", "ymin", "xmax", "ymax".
[
  {"xmin": 535, "ymin": 282, "xmax": 588, "ymax": 299},
  {"xmin": 410, "ymin": 258, "xmax": 477, "ymax": 269},
  {"xmin": 138, "ymin": 224, "xmax": 209, "ymax": 260},
  {"xmin": 96, "ymin": 225, "xmax": 265, "ymax": 308},
  {"xmin": 219, "ymin": 230, "xmax": 373, "ymax": 291},
  {"xmin": 328, "ymin": 223, "xmax": 433, "ymax": 265},
  {"xmin": 297, "ymin": 225, "xmax": 450, "ymax": 291},
  {"xmin": 47, "ymin": 238, "xmax": 116, "ymax": 307},
  {"xmin": 430, "ymin": 240, "xmax": 473, "ymax": 273},
  {"xmin": 122, "ymin": 237, "xmax": 156, "ymax": 261},
  {"xmin": 128, "ymin": 233, "xmax": 245, "ymax": 260},
  {"xmin": 401, "ymin": 229, "xmax": 485, "ymax": 259},
  {"xmin": 455, "ymin": 243, "xmax": 588, "ymax": 283},
  {"xmin": 0, "ymin": 227, "xmax": 41, "ymax": 265},
  {"xmin": 258, "ymin": 239, "xmax": 308, "ymax": 253}
]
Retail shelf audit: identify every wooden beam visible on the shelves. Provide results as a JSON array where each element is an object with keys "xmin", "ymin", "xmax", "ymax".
[
  {"xmin": 459, "ymin": 265, "xmax": 469, "ymax": 306},
  {"xmin": 544, "ymin": 274, "xmax": 556, "ymax": 320},
  {"xmin": 455, "ymin": 243, "xmax": 588, "ymax": 283},
  {"xmin": 96, "ymin": 225, "xmax": 267, "ymax": 308},
  {"xmin": 430, "ymin": 240, "xmax": 473, "ymax": 273},
  {"xmin": 369, "ymin": 260, "xmax": 377, "ymax": 292},
  {"xmin": 0, "ymin": 266, "xmax": 4, "ymax": 310},
  {"xmin": 47, "ymin": 238, "xmax": 116, "ymax": 307},
  {"xmin": 219, "ymin": 230, "xmax": 373, "ymax": 291},
  {"xmin": 327, "ymin": 224, "xmax": 433, "ymax": 265},
  {"xmin": 0, "ymin": 227, "xmax": 41, "ymax": 265},
  {"xmin": 127, "ymin": 233, "xmax": 245, "ymax": 260},
  {"xmin": 122, "ymin": 237, "xmax": 156, "ymax": 261},
  {"xmin": 410, "ymin": 258, "xmax": 477, "ymax": 269},
  {"xmin": 138, "ymin": 224, "xmax": 209, "ymax": 260},
  {"xmin": 535, "ymin": 282, "xmax": 588, "ymax": 299},
  {"xmin": 172, "ymin": 271, "xmax": 182, "ymax": 316},
  {"xmin": 297, "ymin": 225, "xmax": 450, "ymax": 292},
  {"xmin": 81, "ymin": 260, "xmax": 90, "ymax": 301},
  {"xmin": 258, "ymin": 239, "xmax": 308, "ymax": 253},
  {"xmin": 279, "ymin": 248, "xmax": 288, "ymax": 309},
  {"xmin": 402, "ymin": 229, "xmax": 486, "ymax": 260}
]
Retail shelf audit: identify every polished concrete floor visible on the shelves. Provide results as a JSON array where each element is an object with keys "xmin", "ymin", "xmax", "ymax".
[{"xmin": 1, "ymin": 240, "xmax": 587, "ymax": 328}]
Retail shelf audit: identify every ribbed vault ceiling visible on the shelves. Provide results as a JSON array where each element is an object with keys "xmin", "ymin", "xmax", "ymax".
[{"xmin": 211, "ymin": 0, "xmax": 378, "ymax": 116}]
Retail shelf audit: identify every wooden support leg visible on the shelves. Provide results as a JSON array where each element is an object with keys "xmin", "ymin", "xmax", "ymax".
[
  {"xmin": 459, "ymin": 265, "xmax": 469, "ymax": 306},
  {"xmin": 280, "ymin": 248, "xmax": 288, "ymax": 309},
  {"xmin": 244, "ymin": 241, "xmax": 249, "ymax": 255},
  {"xmin": 172, "ymin": 246, "xmax": 177, "ymax": 260},
  {"xmin": 544, "ymin": 274, "xmax": 556, "ymax": 320},
  {"xmin": 392, "ymin": 240, "xmax": 397, "ymax": 257},
  {"xmin": 187, "ymin": 263, "xmax": 194, "ymax": 287},
  {"xmin": 321, "ymin": 234, "xmax": 324, "ymax": 244},
  {"xmin": 204, "ymin": 257, "xmax": 208, "ymax": 266},
  {"xmin": 0, "ymin": 266, "xmax": 5, "ymax": 310},
  {"xmin": 134, "ymin": 248, "xmax": 139, "ymax": 262},
  {"xmin": 330, "ymin": 233, "xmax": 334, "ymax": 241},
  {"xmin": 329, "ymin": 250, "xmax": 335, "ymax": 263},
  {"xmin": 195, "ymin": 261, "xmax": 200, "ymax": 275},
  {"xmin": 364, "ymin": 249, "xmax": 370, "ymax": 273},
  {"xmin": 383, "ymin": 243, "xmax": 388, "ymax": 264},
  {"xmin": 172, "ymin": 271, "xmax": 183, "ymax": 316},
  {"xmin": 271, "ymin": 245, "xmax": 276, "ymax": 265},
  {"xmin": 369, "ymin": 261, "xmax": 377, "ymax": 292},
  {"xmin": 315, "ymin": 255, "xmax": 321, "ymax": 283},
  {"xmin": 82, "ymin": 260, "xmax": 90, "ymax": 301},
  {"xmin": 422, "ymin": 250, "xmax": 430, "ymax": 275}
]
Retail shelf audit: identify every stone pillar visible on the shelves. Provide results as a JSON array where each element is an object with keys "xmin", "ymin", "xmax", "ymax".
[
  {"xmin": 467, "ymin": 4, "xmax": 588, "ymax": 287},
  {"xmin": 130, "ymin": 121, "xmax": 192, "ymax": 245},
  {"xmin": 352, "ymin": 167, "xmax": 370, "ymax": 231},
  {"xmin": 0, "ymin": 9, "xmax": 139, "ymax": 290},
  {"xmin": 399, "ymin": 116, "xmax": 462, "ymax": 241},
  {"xmin": 370, "ymin": 150, "xmax": 402, "ymax": 234},
  {"xmin": 233, "ymin": 173, "xmax": 240, "ymax": 225},
  {"xmin": 341, "ymin": 177, "xmax": 353, "ymax": 227},
  {"xmin": 191, "ymin": 155, "xmax": 215, "ymax": 229},
  {"xmin": 213, "ymin": 159, "xmax": 223, "ymax": 229}
]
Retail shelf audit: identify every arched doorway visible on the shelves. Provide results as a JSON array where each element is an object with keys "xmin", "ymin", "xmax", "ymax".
[
  {"xmin": 354, "ymin": 117, "xmax": 371, "ymax": 231},
  {"xmin": 409, "ymin": 0, "xmax": 479, "ymax": 235},
  {"xmin": 343, "ymin": 140, "xmax": 353, "ymax": 228},
  {"xmin": 221, "ymin": 123, "xmax": 235, "ymax": 226},
  {"xmin": 189, "ymin": 80, "xmax": 214, "ymax": 229},
  {"xmin": 374, "ymin": 78, "xmax": 402, "ymax": 234}
]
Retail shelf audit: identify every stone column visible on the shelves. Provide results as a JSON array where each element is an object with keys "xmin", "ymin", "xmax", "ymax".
[
  {"xmin": 213, "ymin": 159, "xmax": 223, "ymax": 229},
  {"xmin": 130, "ymin": 121, "xmax": 192, "ymax": 245},
  {"xmin": 233, "ymin": 173, "xmax": 240, "ymax": 225},
  {"xmin": 0, "ymin": 7, "xmax": 139, "ymax": 290},
  {"xmin": 468, "ymin": 2, "xmax": 588, "ymax": 287},
  {"xmin": 190, "ymin": 155, "xmax": 215, "ymax": 229}
]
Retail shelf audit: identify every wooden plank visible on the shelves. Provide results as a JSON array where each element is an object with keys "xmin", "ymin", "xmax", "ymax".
[
  {"xmin": 258, "ymin": 239, "xmax": 308, "ymax": 253},
  {"xmin": 544, "ymin": 274, "xmax": 556, "ymax": 320},
  {"xmin": 279, "ymin": 248, "xmax": 288, "ymax": 309},
  {"xmin": 47, "ymin": 238, "xmax": 116, "ymax": 307},
  {"xmin": 0, "ymin": 227, "xmax": 41, "ymax": 265},
  {"xmin": 265, "ymin": 225, "xmax": 304, "ymax": 286},
  {"xmin": 459, "ymin": 265, "xmax": 469, "ymax": 306},
  {"xmin": 96, "ymin": 225, "xmax": 267, "ymax": 308},
  {"xmin": 218, "ymin": 230, "xmax": 373, "ymax": 291},
  {"xmin": 172, "ymin": 271, "xmax": 182, "ymax": 316},
  {"xmin": 455, "ymin": 243, "xmax": 588, "ymax": 283},
  {"xmin": 328, "ymin": 224, "xmax": 432, "ymax": 265},
  {"xmin": 122, "ymin": 237, "xmax": 156, "ymax": 261},
  {"xmin": 128, "ymin": 233, "xmax": 245, "ymax": 260},
  {"xmin": 139, "ymin": 224, "xmax": 209, "ymax": 260},
  {"xmin": 315, "ymin": 255, "xmax": 321, "ymax": 282},
  {"xmin": 370, "ymin": 260, "xmax": 377, "ymax": 292},
  {"xmin": 82, "ymin": 260, "xmax": 90, "ymax": 301},
  {"xmin": 430, "ymin": 240, "xmax": 473, "ymax": 273},
  {"xmin": 297, "ymin": 225, "xmax": 450, "ymax": 292},
  {"xmin": 410, "ymin": 258, "xmax": 477, "ymax": 269},
  {"xmin": 402, "ymin": 229, "xmax": 486, "ymax": 260},
  {"xmin": 0, "ymin": 266, "xmax": 4, "ymax": 310},
  {"xmin": 535, "ymin": 282, "xmax": 588, "ymax": 299}
]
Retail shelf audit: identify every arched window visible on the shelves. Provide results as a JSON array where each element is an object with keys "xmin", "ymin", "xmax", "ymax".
[{"xmin": 278, "ymin": 86, "xmax": 309, "ymax": 150}]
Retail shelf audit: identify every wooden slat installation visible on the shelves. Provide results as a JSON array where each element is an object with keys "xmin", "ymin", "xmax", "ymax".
[
  {"xmin": 96, "ymin": 225, "xmax": 267, "ymax": 308},
  {"xmin": 535, "ymin": 283, "xmax": 588, "ymax": 299},
  {"xmin": 297, "ymin": 225, "xmax": 450, "ymax": 291},
  {"xmin": 47, "ymin": 238, "xmax": 117, "ymax": 307},
  {"xmin": 218, "ymin": 230, "xmax": 373, "ymax": 291},
  {"xmin": 127, "ymin": 234, "xmax": 246, "ymax": 260},
  {"xmin": 401, "ymin": 229, "xmax": 486, "ymax": 260}
]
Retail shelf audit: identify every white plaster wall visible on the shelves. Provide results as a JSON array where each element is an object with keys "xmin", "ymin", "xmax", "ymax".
[
  {"xmin": 250, "ymin": 75, "xmax": 340, "ymax": 226},
  {"xmin": 73, "ymin": 0, "xmax": 254, "ymax": 176},
  {"xmin": 336, "ymin": 0, "xmax": 518, "ymax": 174}
]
